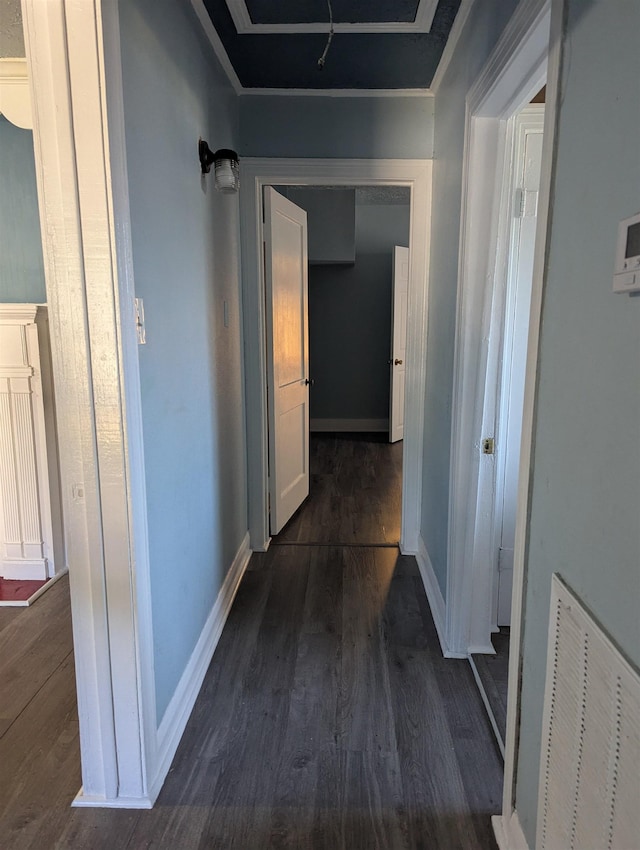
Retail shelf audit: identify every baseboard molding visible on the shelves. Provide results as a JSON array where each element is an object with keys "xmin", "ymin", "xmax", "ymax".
[
  {"xmin": 310, "ymin": 418, "xmax": 389, "ymax": 433},
  {"xmin": 150, "ymin": 532, "xmax": 252, "ymax": 803},
  {"xmin": 415, "ymin": 536, "xmax": 466, "ymax": 659},
  {"xmin": 468, "ymin": 655, "xmax": 505, "ymax": 759},
  {"xmin": 73, "ymin": 789, "xmax": 154, "ymax": 809},
  {"xmin": 492, "ymin": 811, "xmax": 530, "ymax": 850}
]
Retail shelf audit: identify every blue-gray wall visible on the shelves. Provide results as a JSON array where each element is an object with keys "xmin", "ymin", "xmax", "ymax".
[
  {"xmin": 240, "ymin": 96, "xmax": 434, "ymax": 159},
  {"xmin": 119, "ymin": 0, "xmax": 246, "ymax": 724},
  {"xmin": 0, "ymin": 117, "xmax": 46, "ymax": 303},
  {"xmin": 516, "ymin": 2, "xmax": 640, "ymax": 845},
  {"xmin": 420, "ymin": 0, "xmax": 520, "ymax": 597},
  {"xmin": 309, "ymin": 202, "xmax": 410, "ymax": 422}
]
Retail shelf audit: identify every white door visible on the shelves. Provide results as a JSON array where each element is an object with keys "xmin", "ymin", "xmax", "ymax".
[
  {"xmin": 496, "ymin": 107, "xmax": 544, "ymax": 625},
  {"xmin": 389, "ymin": 245, "xmax": 409, "ymax": 443},
  {"xmin": 264, "ymin": 187, "xmax": 310, "ymax": 535}
]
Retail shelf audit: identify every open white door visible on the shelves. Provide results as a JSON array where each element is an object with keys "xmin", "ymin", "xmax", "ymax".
[
  {"xmin": 496, "ymin": 108, "xmax": 544, "ymax": 626},
  {"xmin": 389, "ymin": 245, "xmax": 409, "ymax": 443},
  {"xmin": 264, "ymin": 187, "xmax": 310, "ymax": 535}
]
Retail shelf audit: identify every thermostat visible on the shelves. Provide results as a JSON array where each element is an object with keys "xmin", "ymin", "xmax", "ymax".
[{"xmin": 613, "ymin": 211, "xmax": 640, "ymax": 293}]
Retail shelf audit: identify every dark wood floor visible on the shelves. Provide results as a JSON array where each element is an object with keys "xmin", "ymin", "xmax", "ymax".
[
  {"xmin": 0, "ymin": 435, "xmax": 503, "ymax": 849},
  {"xmin": 275, "ymin": 433, "xmax": 402, "ymax": 546}
]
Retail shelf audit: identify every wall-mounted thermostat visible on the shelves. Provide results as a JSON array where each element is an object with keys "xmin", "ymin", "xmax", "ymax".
[{"xmin": 613, "ymin": 211, "xmax": 640, "ymax": 293}]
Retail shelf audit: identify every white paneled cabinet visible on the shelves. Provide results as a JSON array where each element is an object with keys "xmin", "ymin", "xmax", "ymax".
[{"xmin": 0, "ymin": 304, "xmax": 61, "ymax": 580}]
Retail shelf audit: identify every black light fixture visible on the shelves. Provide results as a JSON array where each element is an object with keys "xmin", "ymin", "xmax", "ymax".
[{"xmin": 198, "ymin": 140, "xmax": 239, "ymax": 193}]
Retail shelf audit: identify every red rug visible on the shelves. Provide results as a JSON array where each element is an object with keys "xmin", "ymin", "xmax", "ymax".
[{"xmin": 0, "ymin": 578, "xmax": 48, "ymax": 604}]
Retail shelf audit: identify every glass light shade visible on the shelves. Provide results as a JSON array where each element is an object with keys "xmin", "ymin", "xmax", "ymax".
[{"xmin": 213, "ymin": 149, "xmax": 239, "ymax": 193}]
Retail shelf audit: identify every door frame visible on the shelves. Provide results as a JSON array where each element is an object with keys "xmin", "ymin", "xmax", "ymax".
[
  {"xmin": 23, "ymin": 0, "xmax": 157, "ymax": 807},
  {"xmin": 443, "ymin": 0, "xmax": 564, "ymax": 843},
  {"xmin": 446, "ymin": 0, "xmax": 551, "ymax": 656},
  {"xmin": 492, "ymin": 104, "xmax": 545, "ymax": 630},
  {"xmin": 240, "ymin": 159, "xmax": 432, "ymax": 554}
]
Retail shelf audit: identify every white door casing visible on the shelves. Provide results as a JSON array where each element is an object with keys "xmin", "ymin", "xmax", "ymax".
[
  {"xmin": 264, "ymin": 188, "xmax": 310, "ymax": 534},
  {"xmin": 495, "ymin": 107, "xmax": 544, "ymax": 627},
  {"xmin": 389, "ymin": 246, "xmax": 409, "ymax": 443},
  {"xmin": 23, "ymin": 0, "xmax": 157, "ymax": 807}
]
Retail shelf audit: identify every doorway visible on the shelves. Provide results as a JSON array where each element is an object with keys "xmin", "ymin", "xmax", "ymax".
[
  {"xmin": 266, "ymin": 184, "xmax": 411, "ymax": 546},
  {"xmin": 470, "ymin": 98, "xmax": 545, "ymax": 755},
  {"xmin": 239, "ymin": 159, "xmax": 432, "ymax": 555}
]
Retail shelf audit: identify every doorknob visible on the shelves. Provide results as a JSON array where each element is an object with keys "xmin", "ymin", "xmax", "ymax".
[{"xmin": 394, "ymin": 359, "xmax": 403, "ymax": 366}]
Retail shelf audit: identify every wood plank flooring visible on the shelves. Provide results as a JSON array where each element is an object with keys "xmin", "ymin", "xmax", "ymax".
[
  {"xmin": 0, "ymin": 435, "xmax": 503, "ymax": 849},
  {"xmin": 275, "ymin": 433, "xmax": 402, "ymax": 545}
]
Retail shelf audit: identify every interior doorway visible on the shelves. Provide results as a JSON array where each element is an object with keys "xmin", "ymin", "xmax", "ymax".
[
  {"xmin": 265, "ymin": 184, "xmax": 411, "ymax": 546},
  {"xmin": 470, "ymin": 97, "xmax": 545, "ymax": 756},
  {"xmin": 239, "ymin": 159, "xmax": 432, "ymax": 555}
]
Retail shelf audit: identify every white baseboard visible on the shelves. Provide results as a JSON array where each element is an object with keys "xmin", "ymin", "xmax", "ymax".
[
  {"xmin": 73, "ymin": 790, "xmax": 154, "ymax": 809},
  {"xmin": 468, "ymin": 655, "xmax": 505, "ymax": 759},
  {"xmin": 149, "ymin": 532, "xmax": 252, "ymax": 803},
  {"xmin": 2, "ymin": 557, "xmax": 48, "ymax": 580},
  {"xmin": 415, "ymin": 536, "xmax": 467, "ymax": 659},
  {"xmin": 310, "ymin": 418, "xmax": 389, "ymax": 433},
  {"xmin": 492, "ymin": 811, "xmax": 530, "ymax": 850}
]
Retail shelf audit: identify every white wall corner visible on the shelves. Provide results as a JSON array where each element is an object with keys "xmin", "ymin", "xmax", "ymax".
[
  {"xmin": 149, "ymin": 532, "xmax": 252, "ymax": 804},
  {"xmin": 492, "ymin": 811, "xmax": 530, "ymax": 850},
  {"xmin": 415, "ymin": 536, "xmax": 467, "ymax": 659}
]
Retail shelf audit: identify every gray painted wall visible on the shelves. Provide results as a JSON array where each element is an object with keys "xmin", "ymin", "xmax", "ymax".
[
  {"xmin": 308, "ymin": 202, "xmax": 410, "ymax": 422},
  {"xmin": 119, "ymin": 0, "xmax": 246, "ymax": 724},
  {"xmin": 0, "ymin": 117, "xmax": 46, "ymax": 303},
  {"xmin": 515, "ymin": 2, "xmax": 640, "ymax": 845},
  {"xmin": 420, "ymin": 0, "xmax": 520, "ymax": 597},
  {"xmin": 240, "ymin": 95, "xmax": 434, "ymax": 159},
  {"xmin": 285, "ymin": 188, "xmax": 355, "ymax": 265}
]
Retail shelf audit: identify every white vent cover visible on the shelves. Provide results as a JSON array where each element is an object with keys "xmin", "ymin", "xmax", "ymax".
[{"xmin": 536, "ymin": 575, "xmax": 640, "ymax": 850}]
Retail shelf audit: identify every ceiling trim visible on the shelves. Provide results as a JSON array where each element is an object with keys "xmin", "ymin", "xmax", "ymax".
[
  {"xmin": 225, "ymin": 0, "xmax": 438, "ymax": 34},
  {"xmin": 430, "ymin": 0, "xmax": 474, "ymax": 93},
  {"xmin": 192, "ymin": 0, "xmax": 243, "ymax": 93},
  {"xmin": 239, "ymin": 87, "xmax": 434, "ymax": 98},
  {"xmin": 192, "ymin": 0, "xmax": 459, "ymax": 98}
]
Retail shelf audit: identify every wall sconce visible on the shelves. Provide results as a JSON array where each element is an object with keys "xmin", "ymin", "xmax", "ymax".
[{"xmin": 198, "ymin": 140, "xmax": 239, "ymax": 193}]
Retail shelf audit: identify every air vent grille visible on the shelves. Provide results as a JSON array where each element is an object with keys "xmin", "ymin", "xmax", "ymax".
[{"xmin": 537, "ymin": 575, "xmax": 640, "ymax": 850}]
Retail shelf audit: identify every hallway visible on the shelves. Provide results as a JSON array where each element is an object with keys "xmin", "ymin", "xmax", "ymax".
[{"xmin": 0, "ymin": 434, "xmax": 502, "ymax": 849}]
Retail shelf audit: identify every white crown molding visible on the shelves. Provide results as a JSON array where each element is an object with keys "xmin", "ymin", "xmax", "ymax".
[
  {"xmin": 239, "ymin": 87, "xmax": 434, "ymax": 98},
  {"xmin": 192, "ymin": 0, "xmax": 444, "ymax": 97},
  {"xmin": 0, "ymin": 57, "xmax": 32, "ymax": 129},
  {"xmin": 225, "ymin": 0, "xmax": 438, "ymax": 34},
  {"xmin": 430, "ymin": 0, "xmax": 475, "ymax": 94},
  {"xmin": 191, "ymin": 0, "xmax": 242, "ymax": 94}
]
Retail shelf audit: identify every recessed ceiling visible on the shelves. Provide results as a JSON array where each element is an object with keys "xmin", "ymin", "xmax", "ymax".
[{"xmin": 197, "ymin": 0, "xmax": 463, "ymax": 93}]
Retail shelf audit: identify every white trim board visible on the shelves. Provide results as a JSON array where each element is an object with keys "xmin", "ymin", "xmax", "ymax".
[
  {"xmin": 23, "ymin": 0, "xmax": 153, "ymax": 804},
  {"xmin": 225, "ymin": 0, "xmax": 438, "ymax": 34},
  {"xmin": 446, "ymin": 0, "xmax": 550, "ymax": 658},
  {"xmin": 149, "ymin": 533, "xmax": 251, "ymax": 805},
  {"xmin": 310, "ymin": 418, "xmax": 388, "ymax": 433},
  {"xmin": 492, "ymin": 811, "xmax": 530, "ymax": 850},
  {"xmin": 240, "ymin": 158, "xmax": 432, "ymax": 555},
  {"xmin": 430, "ymin": 0, "xmax": 475, "ymax": 94},
  {"xmin": 414, "ymin": 536, "xmax": 467, "ymax": 660},
  {"xmin": 239, "ymin": 88, "xmax": 434, "ymax": 98}
]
